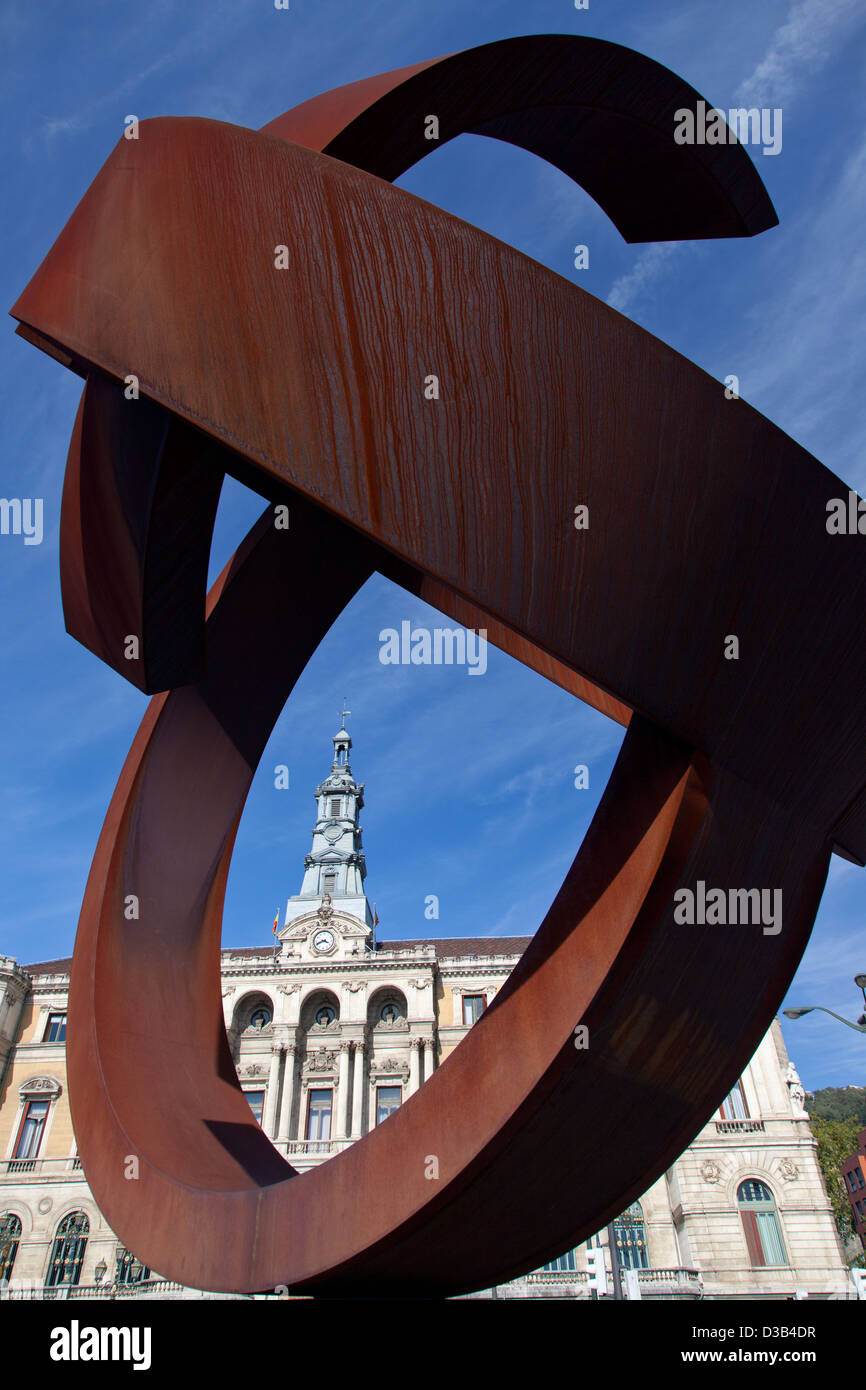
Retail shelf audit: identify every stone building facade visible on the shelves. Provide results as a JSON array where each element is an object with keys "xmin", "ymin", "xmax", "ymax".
[{"xmin": 0, "ymin": 718, "xmax": 854, "ymax": 1300}]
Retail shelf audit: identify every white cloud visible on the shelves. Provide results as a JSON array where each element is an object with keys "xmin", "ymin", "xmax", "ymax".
[
  {"xmin": 606, "ymin": 243, "xmax": 683, "ymax": 314},
  {"xmin": 732, "ymin": 128, "xmax": 866, "ymax": 484},
  {"xmin": 735, "ymin": 0, "xmax": 865, "ymax": 107},
  {"xmin": 605, "ymin": 0, "xmax": 865, "ymax": 316}
]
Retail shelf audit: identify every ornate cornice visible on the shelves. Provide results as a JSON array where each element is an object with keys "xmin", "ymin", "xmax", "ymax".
[
  {"xmin": 19, "ymin": 1075, "xmax": 62, "ymax": 1098},
  {"xmin": 440, "ymin": 966, "xmax": 512, "ymax": 980},
  {"xmin": 370, "ymin": 1056, "xmax": 410, "ymax": 1080}
]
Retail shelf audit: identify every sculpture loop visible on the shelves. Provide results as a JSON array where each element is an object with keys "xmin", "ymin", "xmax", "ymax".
[{"xmin": 11, "ymin": 35, "xmax": 864, "ymax": 1295}]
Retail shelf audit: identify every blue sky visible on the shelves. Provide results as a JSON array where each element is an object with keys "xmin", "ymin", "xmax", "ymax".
[{"xmin": 1, "ymin": 0, "xmax": 865, "ymax": 1092}]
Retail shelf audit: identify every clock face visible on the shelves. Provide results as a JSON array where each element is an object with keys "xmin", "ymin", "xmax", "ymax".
[{"xmin": 313, "ymin": 930, "xmax": 335, "ymax": 953}]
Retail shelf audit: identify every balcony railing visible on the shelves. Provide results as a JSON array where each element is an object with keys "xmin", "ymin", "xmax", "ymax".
[
  {"xmin": 505, "ymin": 1266, "xmax": 702, "ymax": 1298},
  {"xmin": 638, "ymin": 1267, "xmax": 702, "ymax": 1289},
  {"xmin": 1, "ymin": 1280, "xmax": 185, "ymax": 1301},
  {"xmin": 284, "ymin": 1139, "xmax": 354, "ymax": 1157},
  {"xmin": 526, "ymin": 1270, "xmax": 590, "ymax": 1285},
  {"xmin": 714, "ymin": 1119, "xmax": 766, "ymax": 1135},
  {"xmin": 1, "ymin": 1156, "xmax": 84, "ymax": 1177}
]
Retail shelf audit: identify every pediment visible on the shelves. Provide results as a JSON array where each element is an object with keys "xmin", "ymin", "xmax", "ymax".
[{"xmin": 281, "ymin": 909, "xmax": 369, "ymax": 941}]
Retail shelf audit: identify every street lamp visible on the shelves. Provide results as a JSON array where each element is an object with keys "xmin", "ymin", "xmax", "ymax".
[{"xmin": 783, "ymin": 974, "xmax": 866, "ymax": 1032}]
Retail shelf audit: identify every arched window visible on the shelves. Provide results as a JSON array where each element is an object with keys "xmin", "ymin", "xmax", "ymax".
[
  {"xmin": 115, "ymin": 1245, "xmax": 150, "ymax": 1285},
  {"xmin": 46, "ymin": 1211, "xmax": 89, "ymax": 1288},
  {"xmin": 737, "ymin": 1179, "xmax": 788, "ymax": 1266},
  {"xmin": 612, "ymin": 1201, "xmax": 649, "ymax": 1270},
  {"xmin": 0, "ymin": 1213, "xmax": 22, "ymax": 1282}
]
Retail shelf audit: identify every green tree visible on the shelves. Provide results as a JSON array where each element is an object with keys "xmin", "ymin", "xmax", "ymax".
[
  {"xmin": 809, "ymin": 1114, "xmax": 865, "ymax": 1267},
  {"xmin": 806, "ymin": 1087, "xmax": 866, "ymax": 1125}
]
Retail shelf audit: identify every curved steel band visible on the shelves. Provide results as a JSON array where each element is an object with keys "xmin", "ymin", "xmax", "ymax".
[{"xmin": 10, "ymin": 35, "xmax": 865, "ymax": 1295}]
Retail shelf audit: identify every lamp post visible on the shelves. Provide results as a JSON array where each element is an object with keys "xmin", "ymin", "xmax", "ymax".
[
  {"xmin": 782, "ymin": 974, "xmax": 866, "ymax": 1033},
  {"xmin": 94, "ymin": 1254, "xmax": 120, "ymax": 1299}
]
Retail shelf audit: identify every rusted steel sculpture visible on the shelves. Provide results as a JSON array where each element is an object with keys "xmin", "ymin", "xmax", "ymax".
[{"xmin": 10, "ymin": 35, "xmax": 865, "ymax": 1296}]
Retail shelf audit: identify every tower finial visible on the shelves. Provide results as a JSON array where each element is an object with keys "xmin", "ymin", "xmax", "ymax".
[{"xmin": 340, "ymin": 696, "xmax": 351, "ymax": 731}]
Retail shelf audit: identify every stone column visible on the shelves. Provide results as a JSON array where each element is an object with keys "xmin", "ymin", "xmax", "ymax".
[
  {"xmin": 277, "ymin": 1044, "xmax": 296, "ymax": 1143},
  {"xmin": 350, "ymin": 1042, "xmax": 365, "ymax": 1138},
  {"xmin": 263, "ymin": 1044, "xmax": 283, "ymax": 1138},
  {"xmin": 338, "ymin": 1042, "xmax": 352, "ymax": 1140},
  {"xmin": 422, "ymin": 1037, "xmax": 435, "ymax": 1083},
  {"xmin": 408, "ymin": 1038, "xmax": 420, "ymax": 1096}
]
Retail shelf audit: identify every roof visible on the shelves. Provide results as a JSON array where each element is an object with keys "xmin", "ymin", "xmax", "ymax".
[
  {"xmin": 23, "ymin": 935, "xmax": 531, "ymax": 975},
  {"xmin": 382, "ymin": 936, "xmax": 531, "ymax": 958},
  {"xmin": 23, "ymin": 957, "xmax": 73, "ymax": 975}
]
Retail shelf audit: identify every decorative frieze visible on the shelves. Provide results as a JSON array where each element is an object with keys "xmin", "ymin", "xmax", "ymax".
[
  {"xmin": 18, "ymin": 1075, "xmax": 61, "ymax": 1098},
  {"xmin": 303, "ymin": 1048, "xmax": 338, "ymax": 1073}
]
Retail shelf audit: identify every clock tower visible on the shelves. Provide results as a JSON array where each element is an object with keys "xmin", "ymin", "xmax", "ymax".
[{"xmin": 281, "ymin": 704, "xmax": 375, "ymax": 936}]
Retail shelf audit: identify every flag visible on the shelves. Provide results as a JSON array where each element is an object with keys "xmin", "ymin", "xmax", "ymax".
[
  {"xmin": 272, "ymin": 910, "xmax": 279, "ymax": 935},
  {"xmin": 373, "ymin": 904, "xmax": 380, "ymax": 926}
]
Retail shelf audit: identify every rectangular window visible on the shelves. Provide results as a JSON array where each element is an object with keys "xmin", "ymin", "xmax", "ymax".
[
  {"xmin": 329, "ymin": 799, "xmax": 341, "ymax": 817},
  {"xmin": 462, "ymin": 995, "xmax": 486, "ymax": 1025},
  {"xmin": 376, "ymin": 1086, "xmax": 402, "ymax": 1125},
  {"xmin": 306, "ymin": 1088, "xmax": 332, "ymax": 1142},
  {"xmin": 45, "ymin": 1013, "xmax": 66, "ymax": 1043},
  {"xmin": 719, "ymin": 1078, "xmax": 749, "ymax": 1121},
  {"xmin": 244, "ymin": 1090, "xmax": 265, "ymax": 1126},
  {"xmin": 322, "ymin": 871, "xmax": 337, "ymax": 896},
  {"xmin": 740, "ymin": 1210, "xmax": 765, "ymax": 1267},
  {"xmin": 543, "ymin": 1249, "xmax": 576, "ymax": 1272},
  {"xmin": 14, "ymin": 1099, "xmax": 50, "ymax": 1159}
]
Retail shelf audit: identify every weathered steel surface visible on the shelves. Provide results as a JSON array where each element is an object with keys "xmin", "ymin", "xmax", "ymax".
[
  {"xmin": 9, "ymin": 35, "xmax": 863, "ymax": 1295},
  {"xmin": 260, "ymin": 34, "xmax": 778, "ymax": 241},
  {"xmin": 60, "ymin": 373, "xmax": 225, "ymax": 691}
]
